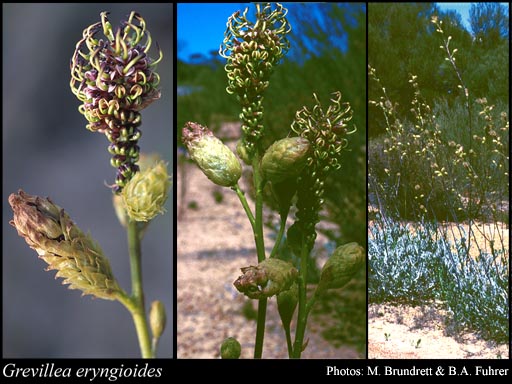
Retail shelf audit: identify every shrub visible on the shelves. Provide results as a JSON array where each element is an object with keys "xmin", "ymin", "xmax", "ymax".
[
  {"xmin": 368, "ymin": 218, "xmax": 450, "ymax": 303},
  {"xmin": 443, "ymin": 242, "xmax": 509, "ymax": 342},
  {"xmin": 369, "ymin": 217, "xmax": 509, "ymax": 343}
]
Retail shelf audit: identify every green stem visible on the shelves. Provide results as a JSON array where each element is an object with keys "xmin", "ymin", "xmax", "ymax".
[
  {"xmin": 251, "ymin": 154, "xmax": 267, "ymax": 358},
  {"xmin": 270, "ymin": 210, "xmax": 289, "ymax": 259},
  {"xmin": 252, "ymin": 157, "xmax": 266, "ymax": 263},
  {"xmin": 306, "ymin": 291, "xmax": 318, "ymax": 316},
  {"xmin": 292, "ymin": 242, "xmax": 310, "ymax": 358},
  {"xmin": 151, "ymin": 336, "xmax": 159, "ymax": 356},
  {"xmin": 284, "ymin": 325, "xmax": 293, "ymax": 358},
  {"xmin": 123, "ymin": 219, "xmax": 153, "ymax": 358},
  {"xmin": 234, "ymin": 184, "xmax": 256, "ymax": 229},
  {"xmin": 116, "ymin": 291, "xmax": 153, "ymax": 358},
  {"xmin": 254, "ymin": 297, "xmax": 267, "ymax": 359}
]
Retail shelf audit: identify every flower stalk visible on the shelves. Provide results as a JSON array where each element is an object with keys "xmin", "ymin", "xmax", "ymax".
[{"xmin": 125, "ymin": 218, "xmax": 153, "ymax": 358}]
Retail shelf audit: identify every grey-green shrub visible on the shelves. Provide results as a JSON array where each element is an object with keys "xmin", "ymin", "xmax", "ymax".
[{"xmin": 369, "ymin": 218, "xmax": 509, "ymax": 342}]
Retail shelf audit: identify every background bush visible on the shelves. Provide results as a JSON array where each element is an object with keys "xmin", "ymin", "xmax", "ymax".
[{"xmin": 368, "ymin": 2, "xmax": 509, "ymax": 345}]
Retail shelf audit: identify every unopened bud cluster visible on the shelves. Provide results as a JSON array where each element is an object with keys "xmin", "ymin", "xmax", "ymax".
[
  {"xmin": 182, "ymin": 122, "xmax": 242, "ymax": 187},
  {"xmin": 9, "ymin": 190, "xmax": 121, "ymax": 300},
  {"xmin": 317, "ymin": 242, "xmax": 364, "ymax": 293},
  {"xmin": 122, "ymin": 159, "xmax": 171, "ymax": 222},
  {"xmin": 233, "ymin": 258, "xmax": 297, "ymax": 299}
]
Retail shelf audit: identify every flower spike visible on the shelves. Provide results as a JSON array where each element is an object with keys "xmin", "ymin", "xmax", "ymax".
[{"xmin": 70, "ymin": 11, "xmax": 162, "ymax": 193}]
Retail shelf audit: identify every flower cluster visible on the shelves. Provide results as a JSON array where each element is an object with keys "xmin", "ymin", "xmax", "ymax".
[
  {"xmin": 290, "ymin": 92, "xmax": 355, "ymax": 247},
  {"xmin": 220, "ymin": 3, "xmax": 291, "ymax": 159},
  {"xmin": 70, "ymin": 11, "xmax": 162, "ymax": 193}
]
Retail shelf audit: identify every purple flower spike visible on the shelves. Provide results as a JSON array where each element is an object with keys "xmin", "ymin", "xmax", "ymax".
[{"xmin": 70, "ymin": 11, "xmax": 163, "ymax": 192}]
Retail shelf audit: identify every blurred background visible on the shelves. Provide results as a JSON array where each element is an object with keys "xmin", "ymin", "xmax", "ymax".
[{"xmin": 3, "ymin": 3, "xmax": 173, "ymax": 357}]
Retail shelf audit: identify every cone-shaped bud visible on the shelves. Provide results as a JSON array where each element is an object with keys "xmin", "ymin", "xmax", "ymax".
[
  {"xmin": 317, "ymin": 242, "xmax": 364, "ymax": 293},
  {"xmin": 182, "ymin": 122, "xmax": 242, "ymax": 187},
  {"xmin": 271, "ymin": 178, "xmax": 298, "ymax": 215},
  {"xmin": 286, "ymin": 222, "xmax": 305, "ymax": 258},
  {"xmin": 261, "ymin": 137, "xmax": 310, "ymax": 184},
  {"xmin": 234, "ymin": 258, "xmax": 298, "ymax": 299},
  {"xmin": 220, "ymin": 337, "xmax": 241, "ymax": 359},
  {"xmin": 277, "ymin": 282, "xmax": 298, "ymax": 329},
  {"xmin": 149, "ymin": 300, "xmax": 167, "ymax": 340},
  {"xmin": 122, "ymin": 160, "xmax": 171, "ymax": 222},
  {"xmin": 9, "ymin": 190, "xmax": 122, "ymax": 300}
]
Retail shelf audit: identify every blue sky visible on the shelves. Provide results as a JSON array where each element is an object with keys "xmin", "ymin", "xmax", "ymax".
[
  {"xmin": 177, "ymin": 3, "xmax": 360, "ymax": 62},
  {"xmin": 436, "ymin": 2, "xmax": 509, "ymax": 31},
  {"xmin": 177, "ymin": 3, "xmax": 510, "ymax": 62},
  {"xmin": 177, "ymin": 3, "xmax": 245, "ymax": 62},
  {"xmin": 437, "ymin": 2, "xmax": 475, "ymax": 30}
]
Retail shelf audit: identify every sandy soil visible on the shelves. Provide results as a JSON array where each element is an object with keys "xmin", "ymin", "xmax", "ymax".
[
  {"xmin": 368, "ymin": 215, "xmax": 509, "ymax": 359},
  {"xmin": 368, "ymin": 303, "xmax": 509, "ymax": 359},
  {"xmin": 369, "ymin": 218, "xmax": 509, "ymax": 260},
  {"xmin": 177, "ymin": 153, "xmax": 360, "ymax": 359}
]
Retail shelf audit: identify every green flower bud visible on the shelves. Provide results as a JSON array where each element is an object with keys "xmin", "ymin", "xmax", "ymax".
[
  {"xmin": 182, "ymin": 122, "xmax": 242, "ymax": 187},
  {"xmin": 317, "ymin": 242, "xmax": 365, "ymax": 293},
  {"xmin": 271, "ymin": 178, "xmax": 298, "ymax": 215},
  {"xmin": 261, "ymin": 137, "xmax": 310, "ymax": 183},
  {"xmin": 234, "ymin": 258, "xmax": 298, "ymax": 299},
  {"xmin": 220, "ymin": 337, "xmax": 241, "ymax": 359},
  {"xmin": 149, "ymin": 300, "xmax": 166, "ymax": 340},
  {"xmin": 122, "ymin": 160, "xmax": 171, "ymax": 222},
  {"xmin": 286, "ymin": 222, "xmax": 306, "ymax": 258},
  {"xmin": 277, "ymin": 282, "xmax": 298, "ymax": 329},
  {"xmin": 9, "ymin": 190, "xmax": 122, "ymax": 300},
  {"xmin": 236, "ymin": 139, "xmax": 251, "ymax": 165}
]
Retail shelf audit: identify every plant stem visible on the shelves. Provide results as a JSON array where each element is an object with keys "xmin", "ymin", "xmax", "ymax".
[
  {"xmin": 270, "ymin": 210, "xmax": 289, "ymax": 259},
  {"xmin": 284, "ymin": 325, "xmax": 293, "ymax": 358},
  {"xmin": 124, "ymin": 219, "xmax": 153, "ymax": 358},
  {"xmin": 252, "ymin": 156, "xmax": 266, "ymax": 263},
  {"xmin": 306, "ymin": 291, "xmax": 318, "ymax": 316},
  {"xmin": 254, "ymin": 297, "xmax": 267, "ymax": 358},
  {"xmin": 292, "ymin": 242, "xmax": 309, "ymax": 358},
  {"xmin": 151, "ymin": 336, "xmax": 159, "ymax": 356},
  {"xmin": 251, "ymin": 154, "xmax": 267, "ymax": 358},
  {"xmin": 234, "ymin": 184, "xmax": 255, "ymax": 229}
]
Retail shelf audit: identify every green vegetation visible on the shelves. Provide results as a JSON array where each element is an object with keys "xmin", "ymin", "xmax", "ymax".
[
  {"xmin": 368, "ymin": 2, "xmax": 508, "ymax": 137},
  {"xmin": 368, "ymin": 3, "xmax": 509, "ymax": 345}
]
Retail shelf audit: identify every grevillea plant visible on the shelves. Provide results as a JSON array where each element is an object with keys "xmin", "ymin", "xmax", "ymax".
[
  {"xmin": 9, "ymin": 11, "xmax": 170, "ymax": 358},
  {"xmin": 182, "ymin": 3, "xmax": 364, "ymax": 359}
]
